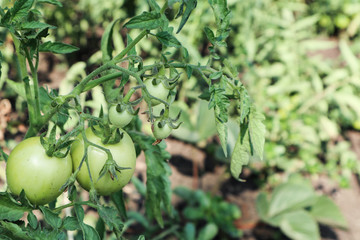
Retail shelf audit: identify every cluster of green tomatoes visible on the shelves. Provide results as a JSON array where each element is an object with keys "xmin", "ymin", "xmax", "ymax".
[{"xmin": 5, "ymin": 77, "xmax": 180, "ymax": 205}]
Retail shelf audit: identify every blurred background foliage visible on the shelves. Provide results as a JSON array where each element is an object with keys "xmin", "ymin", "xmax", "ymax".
[{"xmin": 1, "ymin": 0, "xmax": 360, "ymax": 238}]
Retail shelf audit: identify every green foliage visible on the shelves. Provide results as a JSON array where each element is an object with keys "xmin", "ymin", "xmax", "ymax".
[
  {"xmin": 131, "ymin": 132, "xmax": 172, "ymax": 227},
  {"xmin": 174, "ymin": 187, "xmax": 242, "ymax": 239},
  {"xmin": 256, "ymin": 175, "xmax": 347, "ymax": 240}
]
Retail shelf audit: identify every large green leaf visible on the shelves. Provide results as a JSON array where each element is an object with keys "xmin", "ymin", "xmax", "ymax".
[
  {"xmin": 279, "ymin": 210, "xmax": 320, "ymax": 240},
  {"xmin": 310, "ymin": 196, "xmax": 347, "ymax": 229},
  {"xmin": 268, "ymin": 182, "xmax": 316, "ymax": 217},
  {"xmin": 129, "ymin": 132, "xmax": 172, "ymax": 228}
]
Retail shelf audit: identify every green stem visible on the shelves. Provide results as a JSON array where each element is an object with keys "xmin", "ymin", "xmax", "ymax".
[
  {"xmin": 25, "ymin": 49, "xmax": 41, "ymax": 123},
  {"xmin": 152, "ymin": 225, "xmax": 180, "ymax": 240},
  {"xmin": 83, "ymin": 72, "xmax": 123, "ymax": 92},
  {"xmin": 12, "ymin": 34, "xmax": 42, "ymax": 138},
  {"xmin": 123, "ymin": 88, "xmax": 136, "ymax": 104},
  {"xmin": 72, "ymin": 63, "xmax": 112, "ymax": 95},
  {"xmin": 112, "ymin": 29, "xmax": 149, "ymax": 62},
  {"xmin": 53, "ymin": 201, "xmax": 98, "ymax": 213},
  {"xmin": 160, "ymin": 0, "xmax": 169, "ymax": 14}
]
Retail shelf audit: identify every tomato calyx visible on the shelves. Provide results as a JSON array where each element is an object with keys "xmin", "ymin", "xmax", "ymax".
[
  {"xmin": 98, "ymin": 156, "xmax": 131, "ymax": 181},
  {"xmin": 40, "ymin": 125, "xmax": 74, "ymax": 158}
]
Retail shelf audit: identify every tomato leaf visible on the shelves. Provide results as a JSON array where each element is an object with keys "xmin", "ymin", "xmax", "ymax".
[
  {"xmin": 230, "ymin": 122, "xmax": 250, "ymax": 179},
  {"xmin": 176, "ymin": 0, "xmax": 197, "ymax": 33},
  {"xmin": 204, "ymin": 27, "xmax": 216, "ymax": 45},
  {"xmin": 208, "ymin": 0, "xmax": 231, "ymax": 45},
  {"xmin": 248, "ymin": 108, "xmax": 265, "ymax": 160},
  {"xmin": 208, "ymin": 84, "xmax": 230, "ymax": 156},
  {"xmin": 11, "ymin": 0, "xmax": 34, "ymax": 22},
  {"xmin": 39, "ymin": 41, "xmax": 79, "ymax": 54},
  {"xmin": 110, "ymin": 190, "xmax": 128, "ymax": 220},
  {"xmin": 27, "ymin": 212, "xmax": 38, "ymax": 229},
  {"xmin": 0, "ymin": 221, "xmax": 32, "ymax": 240},
  {"xmin": 62, "ymin": 216, "xmax": 80, "ymax": 231},
  {"xmin": 97, "ymin": 206, "xmax": 123, "ymax": 233},
  {"xmin": 74, "ymin": 204, "xmax": 100, "ymax": 240},
  {"xmin": 156, "ymin": 31, "xmax": 181, "ymax": 48},
  {"xmin": 124, "ymin": 11, "xmax": 163, "ymax": 30},
  {"xmin": 39, "ymin": 87, "xmax": 69, "ymax": 130},
  {"xmin": 0, "ymin": 193, "xmax": 29, "ymax": 221},
  {"xmin": 101, "ymin": 18, "xmax": 119, "ymax": 62},
  {"xmin": 239, "ymin": 87, "xmax": 250, "ymax": 124},
  {"xmin": 36, "ymin": 0, "xmax": 63, "ymax": 7},
  {"xmin": 130, "ymin": 132, "xmax": 172, "ymax": 228},
  {"xmin": 21, "ymin": 21, "xmax": 56, "ymax": 30},
  {"xmin": 39, "ymin": 206, "xmax": 62, "ymax": 229}
]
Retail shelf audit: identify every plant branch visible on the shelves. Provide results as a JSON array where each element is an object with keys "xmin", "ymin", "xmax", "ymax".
[{"xmin": 113, "ymin": 30, "xmax": 149, "ymax": 62}]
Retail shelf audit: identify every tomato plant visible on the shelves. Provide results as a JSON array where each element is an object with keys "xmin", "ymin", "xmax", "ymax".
[
  {"xmin": 0, "ymin": 0, "xmax": 266, "ymax": 239},
  {"xmin": 6, "ymin": 137, "xmax": 72, "ymax": 205},
  {"xmin": 71, "ymin": 127, "xmax": 136, "ymax": 195}
]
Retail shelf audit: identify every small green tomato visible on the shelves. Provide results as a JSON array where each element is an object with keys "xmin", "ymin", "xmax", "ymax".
[
  {"xmin": 144, "ymin": 79, "xmax": 170, "ymax": 106},
  {"xmin": 108, "ymin": 105, "xmax": 133, "ymax": 128},
  {"xmin": 152, "ymin": 120, "xmax": 172, "ymax": 140}
]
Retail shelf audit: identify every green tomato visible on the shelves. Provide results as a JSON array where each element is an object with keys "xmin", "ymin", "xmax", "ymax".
[
  {"xmin": 71, "ymin": 128, "xmax": 136, "ymax": 195},
  {"xmin": 335, "ymin": 15, "xmax": 350, "ymax": 29},
  {"xmin": 144, "ymin": 79, "xmax": 170, "ymax": 106},
  {"xmin": 108, "ymin": 105, "xmax": 133, "ymax": 128},
  {"xmin": 153, "ymin": 121, "xmax": 172, "ymax": 139},
  {"xmin": 6, "ymin": 137, "xmax": 72, "ymax": 205},
  {"xmin": 319, "ymin": 15, "xmax": 331, "ymax": 28}
]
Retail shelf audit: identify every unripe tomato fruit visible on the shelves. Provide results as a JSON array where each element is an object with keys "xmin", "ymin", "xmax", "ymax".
[
  {"xmin": 334, "ymin": 15, "xmax": 350, "ymax": 29},
  {"xmin": 108, "ymin": 105, "xmax": 133, "ymax": 128},
  {"xmin": 144, "ymin": 79, "xmax": 169, "ymax": 106},
  {"xmin": 6, "ymin": 137, "xmax": 72, "ymax": 205},
  {"xmin": 153, "ymin": 121, "xmax": 172, "ymax": 139},
  {"xmin": 71, "ymin": 128, "xmax": 136, "ymax": 195}
]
